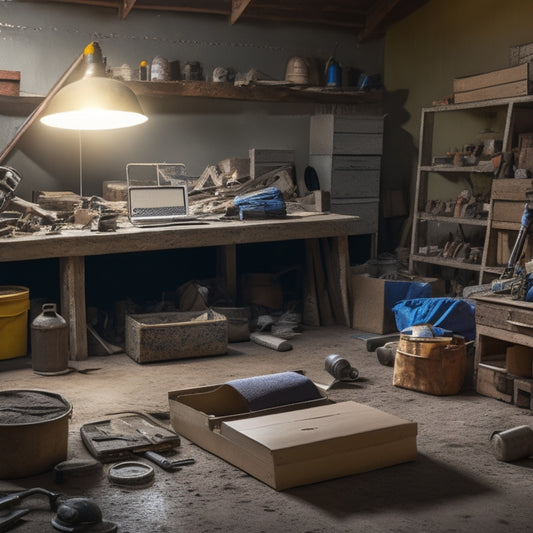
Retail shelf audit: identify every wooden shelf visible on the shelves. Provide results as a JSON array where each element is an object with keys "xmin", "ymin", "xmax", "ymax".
[
  {"xmin": 125, "ymin": 80, "xmax": 383, "ymax": 105},
  {"xmin": 420, "ymin": 164, "xmax": 494, "ymax": 173},
  {"xmin": 0, "ymin": 82, "xmax": 382, "ymax": 116},
  {"xmin": 483, "ymin": 266, "xmax": 505, "ymax": 275},
  {"xmin": 0, "ymin": 94, "xmax": 42, "ymax": 115},
  {"xmin": 417, "ymin": 213, "xmax": 488, "ymax": 226},
  {"xmin": 410, "ymin": 254, "xmax": 482, "ymax": 271}
]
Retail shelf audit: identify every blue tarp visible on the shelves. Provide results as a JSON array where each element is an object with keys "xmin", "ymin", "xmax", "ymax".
[{"xmin": 392, "ymin": 297, "xmax": 476, "ymax": 341}]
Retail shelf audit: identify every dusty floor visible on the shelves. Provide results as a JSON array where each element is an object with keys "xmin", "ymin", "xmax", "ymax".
[{"xmin": 1, "ymin": 325, "xmax": 533, "ymax": 533}]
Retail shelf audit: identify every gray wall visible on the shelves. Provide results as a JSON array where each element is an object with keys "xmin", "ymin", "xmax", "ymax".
[{"xmin": 0, "ymin": 1, "xmax": 383, "ymax": 199}]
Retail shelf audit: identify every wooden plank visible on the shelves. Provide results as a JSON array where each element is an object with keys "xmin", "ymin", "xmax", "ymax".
[
  {"xmin": 454, "ymin": 80, "xmax": 531, "ymax": 104},
  {"xmin": 60, "ymin": 256, "xmax": 88, "ymax": 361},
  {"xmin": 454, "ymin": 63, "xmax": 531, "ymax": 93}
]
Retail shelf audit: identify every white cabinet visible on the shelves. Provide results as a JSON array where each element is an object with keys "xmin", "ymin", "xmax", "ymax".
[{"xmin": 308, "ymin": 114, "xmax": 383, "ymax": 254}]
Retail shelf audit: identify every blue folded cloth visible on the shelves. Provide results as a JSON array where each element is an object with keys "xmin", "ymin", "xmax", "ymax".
[
  {"xmin": 226, "ymin": 371, "xmax": 322, "ymax": 411},
  {"xmin": 234, "ymin": 187, "xmax": 286, "ymax": 220}
]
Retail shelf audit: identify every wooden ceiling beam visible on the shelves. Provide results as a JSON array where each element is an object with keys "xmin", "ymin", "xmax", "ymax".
[
  {"xmin": 119, "ymin": 0, "xmax": 137, "ymax": 19},
  {"xmin": 358, "ymin": 0, "xmax": 401, "ymax": 41},
  {"xmin": 33, "ymin": 0, "xmax": 424, "ymax": 38},
  {"xmin": 230, "ymin": 0, "xmax": 252, "ymax": 24}
]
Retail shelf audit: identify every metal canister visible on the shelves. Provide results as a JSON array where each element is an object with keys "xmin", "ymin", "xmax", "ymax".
[
  {"xmin": 30, "ymin": 303, "xmax": 69, "ymax": 375},
  {"xmin": 325, "ymin": 354, "xmax": 359, "ymax": 381},
  {"xmin": 490, "ymin": 425, "xmax": 533, "ymax": 461}
]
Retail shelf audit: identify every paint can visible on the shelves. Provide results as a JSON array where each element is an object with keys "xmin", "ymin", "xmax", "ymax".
[{"xmin": 490, "ymin": 425, "xmax": 533, "ymax": 461}]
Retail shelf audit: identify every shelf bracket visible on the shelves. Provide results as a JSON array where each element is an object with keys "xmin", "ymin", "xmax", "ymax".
[{"xmin": 230, "ymin": 0, "xmax": 252, "ymax": 25}]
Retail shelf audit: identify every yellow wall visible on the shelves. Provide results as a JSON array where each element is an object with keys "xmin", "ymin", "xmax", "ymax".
[
  {"xmin": 380, "ymin": 0, "xmax": 533, "ymax": 251},
  {"xmin": 386, "ymin": 0, "xmax": 533, "ymax": 142}
]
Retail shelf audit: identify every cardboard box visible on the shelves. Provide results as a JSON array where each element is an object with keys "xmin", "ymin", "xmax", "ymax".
[
  {"xmin": 351, "ymin": 273, "xmax": 445, "ymax": 334},
  {"xmin": 0, "ymin": 70, "xmax": 20, "ymax": 96},
  {"xmin": 168, "ymin": 381, "xmax": 417, "ymax": 490},
  {"xmin": 453, "ymin": 63, "xmax": 533, "ymax": 104},
  {"xmin": 125, "ymin": 309, "xmax": 228, "ymax": 363}
]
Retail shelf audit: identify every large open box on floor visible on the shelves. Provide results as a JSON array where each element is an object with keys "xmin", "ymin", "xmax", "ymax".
[{"xmin": 168, "ymin": 380, "xmax": 418, "ymax": 490}]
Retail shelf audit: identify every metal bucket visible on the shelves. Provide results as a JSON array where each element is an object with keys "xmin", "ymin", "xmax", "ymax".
[{"xmin": 0, "ymin": 390, "xmax": 72, "ymax": 478}]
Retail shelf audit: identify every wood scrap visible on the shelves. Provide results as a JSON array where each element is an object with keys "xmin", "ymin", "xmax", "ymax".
[
  {"xmin": 193, "ymin": 165, "xmax": 223, "ymax": 191},
  {"xmin": 293, "ymin": 191, "xmax": 330, "ymax": 212},
  {"xmin": 34, "ymin": 191, "xmax": 82, "ymax": 211},
  {"xmin": 7, "ymin": 196, "xmax": 58, "ymax": 222}
]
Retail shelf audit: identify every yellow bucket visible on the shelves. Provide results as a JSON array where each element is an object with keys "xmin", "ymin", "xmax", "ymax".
[{"xmin": 0, "ymin": 286, "xmax": 30, "ymax": 359}]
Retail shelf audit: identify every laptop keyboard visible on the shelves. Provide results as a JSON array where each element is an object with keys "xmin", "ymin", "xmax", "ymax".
[{"xmin": 132, "ymin": 206, "xmax": 187, "ymax": 217}]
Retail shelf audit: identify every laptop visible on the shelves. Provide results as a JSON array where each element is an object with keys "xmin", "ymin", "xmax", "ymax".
[{"xmin": 126, "ymin": 163, "xmax": 198, "ymax": 227}]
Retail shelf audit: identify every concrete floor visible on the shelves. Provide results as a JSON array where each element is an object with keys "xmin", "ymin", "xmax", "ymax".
[{"xmin": 1, "ymin": 325, "xmax": 533, "ymax": 533}]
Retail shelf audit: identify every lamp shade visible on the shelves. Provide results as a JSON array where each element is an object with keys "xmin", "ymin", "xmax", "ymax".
[{"xmin": 40, "ymin": 76, "xmax": 148, "ymax": 131}]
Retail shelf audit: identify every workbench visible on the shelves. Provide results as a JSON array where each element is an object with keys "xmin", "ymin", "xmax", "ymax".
[
  {"xmin": 0, "ymin": 213, "xmax": 358, "ymax": 360},
  {"xmin": 474, "ymin": 292, "xmax": 533, "ymax": 408}
]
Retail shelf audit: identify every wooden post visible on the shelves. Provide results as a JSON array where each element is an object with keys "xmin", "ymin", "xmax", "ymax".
[
  {"xmin": 217, "ymin": 244, "xmax": 237, "ymax": 304},
  {"xmin": 303, "ymin": 239, "xmax": 320, "ymax": 326},
  {"xmin": 59, "ymin": 256, "xmax": 88, "ymax": 360}
]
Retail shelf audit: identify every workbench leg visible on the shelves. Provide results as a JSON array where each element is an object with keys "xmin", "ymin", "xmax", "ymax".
[
  {"xmin": 217, "ymin": 244, "xmax": 237, "ymax": 305},
  {"xmin": 334, "ymin": 235, "xmax": 352, "ymax": 328},
  {"xmin": 59, "ymin": 256, "xmax": 88, "ymax": 360}
]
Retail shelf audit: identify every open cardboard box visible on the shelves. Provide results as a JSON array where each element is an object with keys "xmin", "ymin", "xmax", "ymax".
[{"xmin": 168, "ymin": 377, "xmax": 418, "ymax": 490}]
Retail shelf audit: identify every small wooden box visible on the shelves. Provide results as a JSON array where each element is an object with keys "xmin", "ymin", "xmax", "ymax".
[
  {"xmin": 0, "ymin": 70, "xmax": 20, "ymax": 96},
  {"xmin": 453, "ymin": 63, "xmax": 533, "ymax": 104}
]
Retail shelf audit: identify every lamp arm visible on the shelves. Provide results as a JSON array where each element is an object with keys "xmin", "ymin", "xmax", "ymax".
[{"xmin": 0, "ymin": 49, "xmax": 86, "ymax": 165}]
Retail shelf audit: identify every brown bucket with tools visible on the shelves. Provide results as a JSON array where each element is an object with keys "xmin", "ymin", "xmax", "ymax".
[{"xmin": 393, "ymin": 326, "xmax": 466, "ymax": 395}]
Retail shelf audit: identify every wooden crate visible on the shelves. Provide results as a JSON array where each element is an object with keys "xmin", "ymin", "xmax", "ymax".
[
  {"xmin": 491, "ymin": 178, "xmax": 533, "ymax": 201},
  {"xmin": 453, "ymin": 63, "xmax": 533, "ymax": 104}
]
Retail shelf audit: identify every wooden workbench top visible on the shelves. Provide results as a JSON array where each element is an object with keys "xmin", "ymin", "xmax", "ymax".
[{"xmin": 0, "ymin": 212, "xmax": 359, "ymax": 262}]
